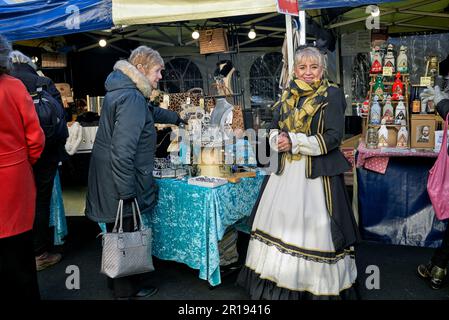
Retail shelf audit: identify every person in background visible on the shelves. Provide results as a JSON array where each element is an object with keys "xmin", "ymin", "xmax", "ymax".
[
  {"xmin": 9, "ymin": 51, "xmax": 63, "ymax": 105},
  {"xmin": 85, "ymin": 46, "xmax": 186, "ymax": 299},
  {"xmin": 237, "ymin": 46, "xmax": 360, "ymax": 300},
  {"xmin": 0, "ymin": 35, "xmax": 45, "ymax": 299},
  {"xmin": 9, "ymin": 50, "xmax": 68, "ymax": 271},
  {"xmin": 417, "ymin": 85, "xmax": 449, "ymax": 289}
]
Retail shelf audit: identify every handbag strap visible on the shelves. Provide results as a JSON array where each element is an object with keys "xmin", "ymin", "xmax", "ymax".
[
  {"xmin": 442, "ymin": 113, "xmax": 449, "ymax": 155},
  {"xmin": 131, "ymin": 199, "xmax": 144, "ymax": 231},
  {"xmin": 112, "ymin": 200, "xmax": 124, "ymax": 233}
]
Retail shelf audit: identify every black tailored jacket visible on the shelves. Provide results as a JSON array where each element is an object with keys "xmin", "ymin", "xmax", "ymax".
[{"xmin": 271, "ymin": 86, "xmax": 351, "ymax": 177}]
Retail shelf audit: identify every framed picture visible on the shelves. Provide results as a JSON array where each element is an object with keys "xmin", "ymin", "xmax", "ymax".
[{"xmin": 410, "ymin": 114, "xmax": 435, "ymax": 149}]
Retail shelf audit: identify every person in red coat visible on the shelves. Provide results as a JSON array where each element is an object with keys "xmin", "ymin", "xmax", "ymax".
[{"xmin": 0, "ymin": 35, "xmax": 45, "ymax": 300}]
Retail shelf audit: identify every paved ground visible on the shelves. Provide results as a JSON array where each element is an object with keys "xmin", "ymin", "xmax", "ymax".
[{"xmin": 37, "ymin": 217, "xmax": 449, "ymax": 300}]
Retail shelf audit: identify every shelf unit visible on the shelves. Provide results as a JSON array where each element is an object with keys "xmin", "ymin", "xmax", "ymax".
[{"xmin": 364, "ymin": 73, "xmax": 410, "ymax": 148}]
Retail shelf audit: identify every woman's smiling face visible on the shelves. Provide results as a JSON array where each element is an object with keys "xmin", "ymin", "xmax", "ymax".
[{"xmin": 294, "ymin": 57, "xmax": 323, "ymax": 84}]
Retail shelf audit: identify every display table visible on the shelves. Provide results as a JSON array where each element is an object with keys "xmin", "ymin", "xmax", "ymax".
[
  {"xmin": 143, "ymin": 174, "xmax": 264, "ymax": 286},
  {"xmin": 55, "ymin": 168, "xmax": 263, "ymax": 286},
  {"xmin": 356, "ymin": 143, "xmax": 447, "ymax": 247}
]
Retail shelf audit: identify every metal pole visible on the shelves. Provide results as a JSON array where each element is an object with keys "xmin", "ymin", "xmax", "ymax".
[
  {"xmin": 299, "ymin": 10, "xmax": 306, "ymax": 46},
  {"xmin": 286, "ymin": 15, "xmax": 294, "ymax": 75}
]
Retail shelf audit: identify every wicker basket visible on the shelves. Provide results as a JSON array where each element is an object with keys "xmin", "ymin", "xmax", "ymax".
[
  {"xmin": 199, "ymin": 28, "xmax": 229, "ymax": 54},
  {"xmin": 41, "ymin": 53, "xmax": 67, "ymax": 68}
]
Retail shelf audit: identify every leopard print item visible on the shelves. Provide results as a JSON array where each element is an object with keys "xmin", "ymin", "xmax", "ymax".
[
  {"xmin": 231, "ymin": 105, "xmax": 245, "ymax": 131},
  {"xmin": 159, "ymin": 93, "xmax": 215, "ymax": 114}
]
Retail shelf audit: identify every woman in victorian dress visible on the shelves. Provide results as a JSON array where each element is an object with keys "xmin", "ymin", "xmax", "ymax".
[{"xmin": 237, "ymin": 46, "xmax": 360, "ymax": 300}]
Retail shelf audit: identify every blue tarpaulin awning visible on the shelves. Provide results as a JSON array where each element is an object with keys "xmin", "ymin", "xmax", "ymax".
[{"xmin": 0, "ymin": 0, "xmax": 112, "ymax": 41}]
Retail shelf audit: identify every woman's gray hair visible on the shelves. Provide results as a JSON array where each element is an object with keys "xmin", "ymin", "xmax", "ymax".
[
  {"xmin": 294, "ymin": 46, "xmax": 327, "ymax": 71},
  {"xmin": 129, "ymin": 46, "xmax": 164, "ymax": 70},
  {"xmin": 0, "ymin": 35, "xmax": 11, "ymax": 75},
  {"xmin": 9, "ymin": 50, "xmax": 37, "ymax": 70}
]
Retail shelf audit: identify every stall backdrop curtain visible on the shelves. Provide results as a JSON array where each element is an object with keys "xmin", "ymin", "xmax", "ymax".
[
  {"xmin": 112, "ymin": 0, "xmax": 277, "ymax": 25},
  {"xmin": 0, "ymin": 0, "xmax": 112, "ymax": 41}
]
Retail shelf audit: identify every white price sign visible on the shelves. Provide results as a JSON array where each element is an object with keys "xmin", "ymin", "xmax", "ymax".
[
  {"xmin": 420, "ymin": 77, "xmax": 432, "ymax": 87},
  {"xmin": 382, "ymin": 67, "xmax": 393, "ymax": 77}
]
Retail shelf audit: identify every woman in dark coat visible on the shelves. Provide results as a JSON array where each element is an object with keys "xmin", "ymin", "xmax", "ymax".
[
  {"xmin": 9, "ymin": 50, "xmax": 68, "ymax": 271},
  {"xmin": 85, "ymin": 46, "xmax": 183, "ymax": 299},
  {"xmin": 417, "ymin": 85, "xmax": 449, "ymax": 289},
  {"xmin": 237, "ymin": 47, "xmax": 360, "ymax": 300},
  {"xmin": 0, "ymin": 35, "xmax": 45, "ymax": 300}
]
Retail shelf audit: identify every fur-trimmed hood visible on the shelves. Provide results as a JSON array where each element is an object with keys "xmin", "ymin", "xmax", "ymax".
[{"xmin": 107, "ymin": 60, "xmax": 152, "ymax": 98}]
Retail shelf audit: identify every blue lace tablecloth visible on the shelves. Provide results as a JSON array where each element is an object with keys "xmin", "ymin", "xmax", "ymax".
[{"xmin": 145, "ymin": 175, "xmax": 264, "ymax": 286}]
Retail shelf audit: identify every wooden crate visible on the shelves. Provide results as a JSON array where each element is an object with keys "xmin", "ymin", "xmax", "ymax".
[{"xmin": 199, "ymin": 28, "xmax": 229, "ymax": 54}]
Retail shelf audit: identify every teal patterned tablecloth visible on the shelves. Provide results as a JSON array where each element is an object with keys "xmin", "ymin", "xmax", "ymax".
[{"xmin": 145, "ymin": 174, "xmax": 264, "ymax": 286}]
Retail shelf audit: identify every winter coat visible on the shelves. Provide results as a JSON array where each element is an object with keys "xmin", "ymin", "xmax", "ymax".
[
  {"xmin": 436, "ymin": 98, "xmax": 449, "ymax": 120},
  {"xmin": 9, "ymin": 62, "xmax": 68, "ymax": 163},
  {"xmin": 0, "ymin": 75, "xmax": 45, "ymax": 238},
  {"xmin": 85, "ymin": 60, "xmax": 180, "ymax": 223}
]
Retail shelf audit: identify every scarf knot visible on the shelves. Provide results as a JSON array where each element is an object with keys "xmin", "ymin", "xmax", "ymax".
[{"xmin": 273, "ymin": 78, "xmax": 336, "ymax": 174}]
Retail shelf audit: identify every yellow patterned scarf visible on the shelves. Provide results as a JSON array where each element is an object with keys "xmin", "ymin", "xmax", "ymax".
[{"xmin": 272, "ymin": 78, "xmax": 335, "ymax": 174}]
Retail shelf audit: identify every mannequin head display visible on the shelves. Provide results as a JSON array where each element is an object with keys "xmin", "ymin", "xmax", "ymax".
[
  {"xmin": 210, "ymin": 98, "xmax": 234, "ymax": 131},
  {"xmin": 214, "ymin": 60, "xmax": 235, "ymax": 95}
]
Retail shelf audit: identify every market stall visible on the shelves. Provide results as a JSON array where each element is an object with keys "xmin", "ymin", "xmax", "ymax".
[{"xmin": 330, "ymin": 0, "xmax": 449, "ymax": 247}]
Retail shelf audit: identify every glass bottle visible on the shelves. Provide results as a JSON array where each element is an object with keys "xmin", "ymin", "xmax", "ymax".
[
  {"xmin": 370, "ymin": 95, "xmax": 381, "ymax": 125},
  {"xmin": 396, "ymin": 126, "xmax": 408, "ymax": 148},
  {"xmin": 378, "ymin": 125, "xmax": 389, "ymax": 148},
  {"xmin": 366, "ymin": 127, "xmax": 378, "ymax": 149},
  {"xmin": 392, "ymin": 72, "xmax": 404, "ymax": 101},
  {"xmin": 373, "ymin": 75, "xmax": 385, "ymax": 97},
  {"xmin": 382, "ymin": 95, "xmax": 394, "ymax": 124},
  {"xmin": 395, "ymin": 98, "xmax": 407, "ymax": 125},
  {"xmin": 397, "ymin": 46, "xmax": 408, "ymax": 74}
]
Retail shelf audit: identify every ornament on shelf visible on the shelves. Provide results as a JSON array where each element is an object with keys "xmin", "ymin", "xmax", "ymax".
[
  {"xmin": 382, "ymin": 95, "xmax": 394, "ymax": 124},
  {"xmin": 397, "ymin": 45, "xmax": 408, "ymax": 73},
  {"xmin": 373, "ymin": 75, "xmax": 385, "ymax": 96},
  {"xmin": 396, "ymin": 126, "xmax": 408, "ymax": 148},
  {"xmin": 425, "ymin": 55, "xmax": 439, "ymax": 77},
  {"xmin": 366, "ymin": 127, "xmax": 378, "ymax": 149},
  {"xmin": 384, "ymin": 44, "xmax": 395, "ymax": 72},
  {"xmin": 361, "ymin": 98, "xmax": 370, "ymax": 117},
  {"xmin": 370, "ymin": 46, "xmax": 383, "ymax": 74},
  {"xmin": 378, "ymin": 125, "xmax": 389, "ymax": 148},
  {"xmin": 395, "ymin": 97, "xmax": 407, "ymax": 125},
  {"xmin": 370, "ymin": 95, "xmax": 381, "ymax": 125},
  {"xmin": 392, "ymin": 72, "xmax": 404, "ymax": 101}
]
